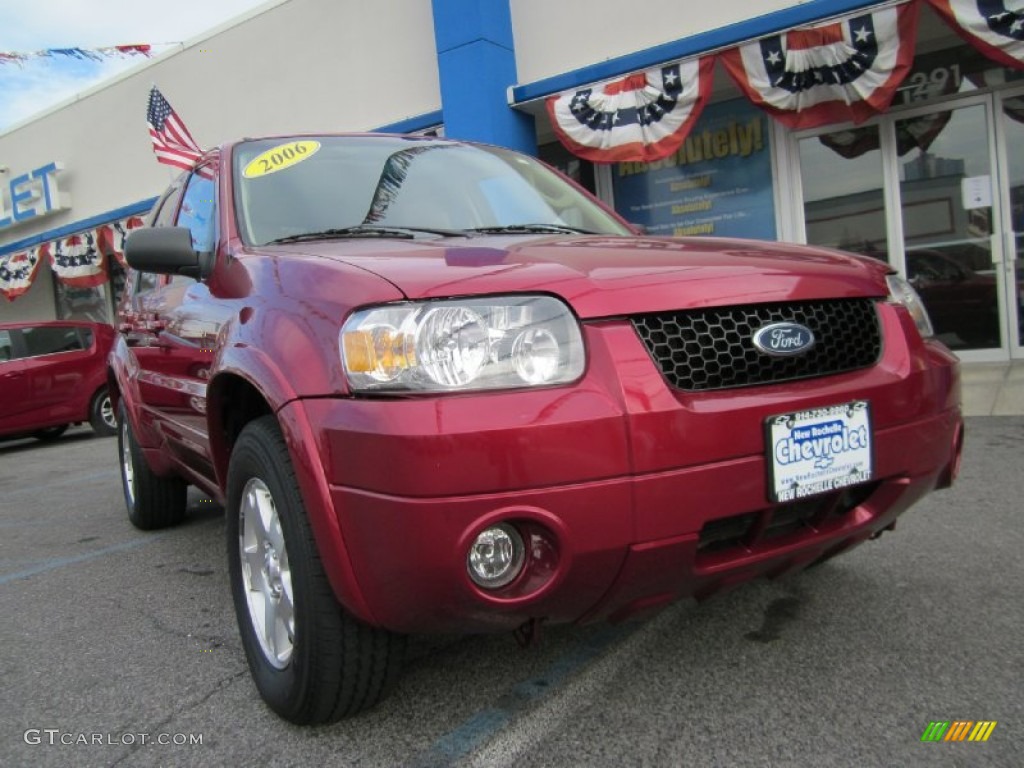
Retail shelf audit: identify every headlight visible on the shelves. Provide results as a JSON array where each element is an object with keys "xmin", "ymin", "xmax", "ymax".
[
  {"xmin": 340, "ymin": 295, "xmax": 585, "ymax": 392},
  {"xmin": 886, "ymin": 274, "xmax": 934, "ymax": 338}
]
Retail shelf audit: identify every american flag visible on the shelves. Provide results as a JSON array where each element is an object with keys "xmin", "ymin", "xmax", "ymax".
[{"xmin": 146, "ymin": 86, "xmax": 204, "ymax": 172}]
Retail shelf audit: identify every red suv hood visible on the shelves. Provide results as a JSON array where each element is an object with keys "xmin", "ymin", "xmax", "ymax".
[{"xmin": 266, "ymin": 235, "xmax": 890, "ymax": 319}]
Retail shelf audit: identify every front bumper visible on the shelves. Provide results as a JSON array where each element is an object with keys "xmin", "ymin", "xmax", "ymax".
[{"xmin": 280, "ymin": 305, "xmax": 962, "ymax": 634}]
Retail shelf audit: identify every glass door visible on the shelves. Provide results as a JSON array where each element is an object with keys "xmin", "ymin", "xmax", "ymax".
[
  {"xmin": 797, "ymin": 124, "xmax": 888, "ymax": 261},
  {"xmin": 794, "ymin": 94, "xmax": 1019, "ymax": 360},
  {"xmin": 995, "ymin": 89, "xmax": 1024, "ymax": 358},
  {"xmin": 894, "ymin": 100, "xmax": 1005, "ymax": 355}
]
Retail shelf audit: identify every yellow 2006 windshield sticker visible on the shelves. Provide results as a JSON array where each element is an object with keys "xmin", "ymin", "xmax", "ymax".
[{"xmin": 242, "ymin": 140, "xmax": 321, "ymax": 179}]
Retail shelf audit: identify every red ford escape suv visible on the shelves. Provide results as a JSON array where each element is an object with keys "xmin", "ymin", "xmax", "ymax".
[
  {"xmin": 0, "ymin": 320, "xmax": 117, "ymax": 441},
  {"xmin": 112, "ymin": 134, "xmax": 963, "ymax": 724}
]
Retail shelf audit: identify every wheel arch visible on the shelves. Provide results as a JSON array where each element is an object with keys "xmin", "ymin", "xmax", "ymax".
[
  {"xmin": 206, "ymin": 371, "xmax": 275, "ymax": 492},
  {"xmin": 107, "ymin": 336, "xmax": 143, "ymax": 439},
  {"xmin": 207, "ymin": 367, "xmax": 378, "ymax": 626}
]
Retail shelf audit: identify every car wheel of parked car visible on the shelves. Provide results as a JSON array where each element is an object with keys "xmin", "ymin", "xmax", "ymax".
[
  {"xmin": 118, "ymin": 401, "xmax": 187, "ymax": 530},
  {"xmin": 32, "ymin": 425, "xmax": 68, "ymax": 441},
  {"xmin": 226, "ymin": 415, "xmax": 404, "ymax": 724},
  {"xmin": 89, "ymin": 387, "xmax": 117, "ymax": 436}
]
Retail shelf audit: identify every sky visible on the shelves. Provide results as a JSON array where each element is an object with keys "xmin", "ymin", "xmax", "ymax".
[{"xmin": 0, "ymin": 0, "xmax": 271, "ymax": 131}]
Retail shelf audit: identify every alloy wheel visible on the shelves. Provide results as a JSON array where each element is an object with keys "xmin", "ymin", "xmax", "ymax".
[
  {"xmin": 121, "ymin": 420, "xmax": 136, "ymax": 507},
  {"xmin": 238, "ymin": 477, "xmax": 294, "ymax": 669}
]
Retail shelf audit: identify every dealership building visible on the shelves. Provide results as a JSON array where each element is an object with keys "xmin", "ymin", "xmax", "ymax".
[{"xmin": 1, "ymin": 0, "xmax": 1022, "ymax": 368}]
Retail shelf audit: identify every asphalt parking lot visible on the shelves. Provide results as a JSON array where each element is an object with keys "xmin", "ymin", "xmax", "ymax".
[{"xmin": 1, "ymin": 417, "xmax": 1021, "ymax": 767}]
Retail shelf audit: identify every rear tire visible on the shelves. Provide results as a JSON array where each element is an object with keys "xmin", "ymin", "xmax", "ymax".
[
  {"xmin": 226, "ymin": 415, "xmax": 404, "ymax": 724},
  {"xmin": 89, "ymin": 387, "xmax": 117, "ymax": 436},
  {"xmin": 118, "ymin": 401, "xmax": 187, "ymax": 530}
]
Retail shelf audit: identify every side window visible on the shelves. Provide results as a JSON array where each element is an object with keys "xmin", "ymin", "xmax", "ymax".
[
  {"xmin": 176, "ymin": 172, "xmax": 216, "ymax": 252},
  {"xmin": 128, "ymin": 176, "xmax": 187, "ymax": 302},
  {"xmin": 151, "ymin": 175, "xmax": 188, "ymax": 228},
  {"xmin": 0, "ymin": 330, "xmax": 13, "ymax": 361},
  {"xmin": 21, "ymin": 325, "xmax": 86, "ymax": 357}
]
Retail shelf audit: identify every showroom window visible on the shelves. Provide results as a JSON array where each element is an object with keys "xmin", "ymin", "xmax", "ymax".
[
  {"xmin": 798, "ymin": 125, "xmax": 887, "ymax": 259},
  {"xmin": 609, "ymin": 98, "xmax": 776, "ymax": 238}
]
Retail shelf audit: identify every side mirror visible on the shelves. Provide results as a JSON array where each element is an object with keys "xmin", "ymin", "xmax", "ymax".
[{"xmin": 125, "ymin": 227, "xmax": 208, "ymax": 278}]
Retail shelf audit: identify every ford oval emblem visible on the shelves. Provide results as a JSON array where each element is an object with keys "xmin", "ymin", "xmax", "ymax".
[{"xmin": 752, "ymin": 322, "xmax": 816, "ymax": 357}]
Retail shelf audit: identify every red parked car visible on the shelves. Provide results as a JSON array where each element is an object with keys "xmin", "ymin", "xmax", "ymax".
[
  {"xmin": 113, "ymin": 134, "xmax": 963, "ymax": 724},
  {"xmin": 0, "ymin": 320, "xmax": 117, "ymax": 441}
]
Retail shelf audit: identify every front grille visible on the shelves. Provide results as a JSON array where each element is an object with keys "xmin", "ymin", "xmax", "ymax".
[{"xmin": 632, "ymin": 298, "xmax": 881, "ymax": 391}]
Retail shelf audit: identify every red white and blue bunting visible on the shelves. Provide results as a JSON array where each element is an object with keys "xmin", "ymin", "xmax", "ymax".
[
  {"xmin": 98, "ymin": 216, "xmax": 147, "ymax": 268},
  {"xmin": 721, "ymin": 3, "xmax": 920, "ymax": 129},
  {"xmin": 0, "ymin": 44, "xmax": 165, "ymax": 67},
  {"xmin": 0, "ymin": 248, "xmax": 43, "ymax": 301},
  {"xmin": 819, "ymin": 109, "xmax": 953, "ymax": 159},
  {"xmin": 46, "ymin": 231, "xmax": 107, "ymax": 289},
  {"xmin": 927, "ymin": 0, "xmax": 1024, "ymax": 69},
  {"xmin": 0, "ymin": 214, "xmax": 148, "ymax": 300},
  {"xmin": 546, "ymin": 58, "xmax": 715, "ymax": 163}
]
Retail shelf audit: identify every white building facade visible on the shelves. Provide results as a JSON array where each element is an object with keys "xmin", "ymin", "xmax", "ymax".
[{"xmin": 1, "ymin": 0, "xmax": 1021, "ymax": 364}]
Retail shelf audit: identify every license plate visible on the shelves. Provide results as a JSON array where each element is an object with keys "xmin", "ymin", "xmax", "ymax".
[{"xmin": 765, "ymin": 401, "xmax": 873, "ymax": 503}]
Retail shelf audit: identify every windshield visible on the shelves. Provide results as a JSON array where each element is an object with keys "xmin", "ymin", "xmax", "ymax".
[{"xmin": 231, "ymin": 136, "xmax": 630, "ymax": 246}]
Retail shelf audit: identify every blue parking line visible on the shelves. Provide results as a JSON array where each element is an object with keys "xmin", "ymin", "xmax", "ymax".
[
  {"xmin": 426, "ymin": 709, "xmax": 510, "ymax": 763},
  {"xmin": 411, "ymin": 623, "xmax": 637, "ymax": 767},
  {"xmin": 0, "ymin": 535, "xmax": 163, "ymax": 586},
  {"xmin": 1, "ymin": 469, "xmax": 118, "ymax": 500}
]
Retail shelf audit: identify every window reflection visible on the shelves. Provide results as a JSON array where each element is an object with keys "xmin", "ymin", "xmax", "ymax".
[
  {"xmin": 800, "ymin": 126, "xmax": 887, "ymax": 259},
  {"xmin": 898, "ymin": 104, "xmax": 999, "ymax": 349},
  {"xmin": 54, "ymin": 282, "xmax": 110, "ymax": 324}
]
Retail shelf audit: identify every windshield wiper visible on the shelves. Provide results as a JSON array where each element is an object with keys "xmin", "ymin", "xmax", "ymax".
[
  {"xmin": 464, "ymin": 223, "xmax": 597, "ymax": 235},
  {"xmin": 266, "ymin": 225, "xmax": 466, "ymax": 244},
  {"xmin": 391, "ymin": 225, "xmax": 469, "ymax": 237}
]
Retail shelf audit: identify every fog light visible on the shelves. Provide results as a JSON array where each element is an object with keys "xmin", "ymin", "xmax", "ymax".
[{"xmin": 467, "ymin": 523, "xmax": 525, "ymax": 589}]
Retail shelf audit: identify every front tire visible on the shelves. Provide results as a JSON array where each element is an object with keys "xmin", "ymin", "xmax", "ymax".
[
  {"xmin": 89, "ymin": 387, "xmax": 117, "ymax": 436},
  {"xmin": 226, "ymin": 415, "xmax": 404, "ymax": 724},
  {"xmin": 118, "ymin": 401, "xmax": 187, "ymax": 530}
]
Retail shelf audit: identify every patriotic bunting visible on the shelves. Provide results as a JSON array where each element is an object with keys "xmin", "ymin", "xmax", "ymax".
[
  {"xmin": 819, "ymin": 110, "xmax": 953, "ymax": 159},
  {"xmin": 48, "ymin": 232, "xmax": 107, "ymax": 288},
  {"xmin": 927, "ymin": 0, "xmax": 1024, "ymax": 69},
  {"xmin": 0, "ymin": 248, "xmax": 43, "ymax": 301},
  {"xmin": 721, "ymin": 3, "xmax": 920, "ymax": 129},
  {"xmin": 0, "ymin": 44, "xmax": 159, "ymax": 66},
  {"xmin": 546, "ymin": 58, "xmax": 715, "ymax": 163},
  {"xmin": 98, "ymin": 216, "xmax": 146, "ymax": 267},
  {"xmin": 0, "ymin": 213, "xmax": 150, "ymax": 300}
]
